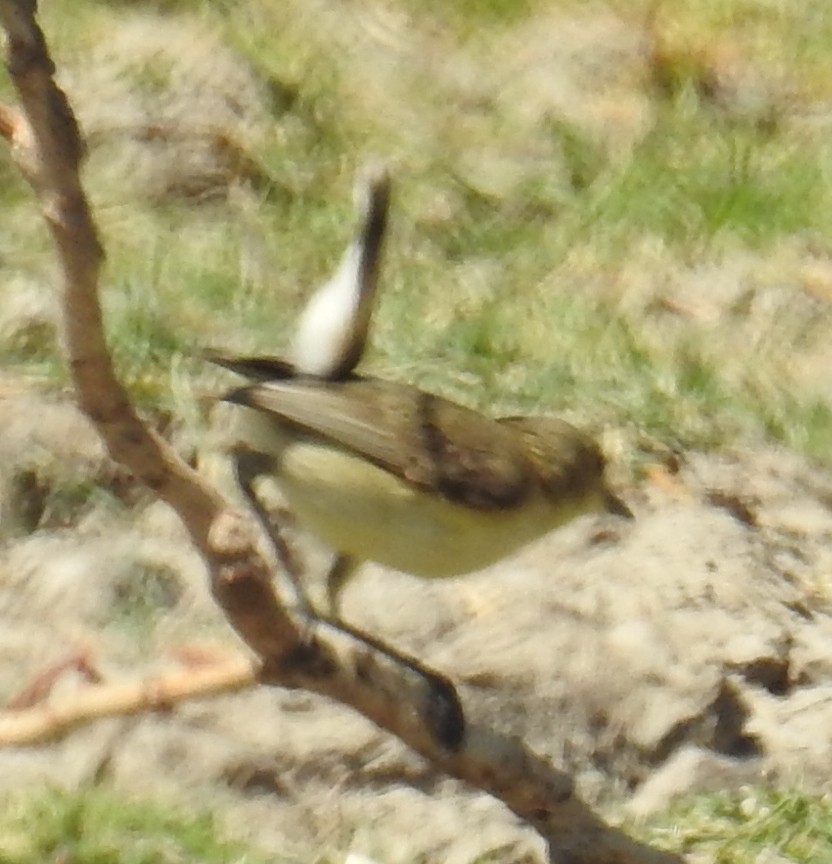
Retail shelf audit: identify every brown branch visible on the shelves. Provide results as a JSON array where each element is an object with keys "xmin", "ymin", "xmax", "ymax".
[
  {"xmin": 0, "ymin": 657, "xmax": 257, "ymax": 745},
  {"xmin": 0, "ymin": 4, "xmax": 683, "ymax": 861}
]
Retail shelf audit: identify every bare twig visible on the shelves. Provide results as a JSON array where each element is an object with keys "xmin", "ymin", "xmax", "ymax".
[
  {"xmin": 0, "ymin": 657, "xmax": 256, "ymax": 745},
  {"xmin": 0, "ymin": 4, "xmax": 683, "ymax": 861},
  {"xmin": 5, "ymin": 649, "xmax": 102, "ymax": 711}
]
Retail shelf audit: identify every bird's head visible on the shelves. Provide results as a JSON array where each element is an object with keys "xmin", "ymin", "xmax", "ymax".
[{"xmin": 498, "ymin": 416, "xmax": 633, "ymax": 519}]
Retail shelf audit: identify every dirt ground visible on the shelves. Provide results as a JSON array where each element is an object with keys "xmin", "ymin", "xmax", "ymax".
[{"xmin": 2, "ymin": 382, "xmax": 832, "ymax": 863}]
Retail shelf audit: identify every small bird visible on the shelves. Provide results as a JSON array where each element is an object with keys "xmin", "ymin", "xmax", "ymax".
[
  {"xmin": 211, "ymin": 163, "xmax": 630, "ymax": 618},
  {"xmin": 212, "ymin": 353, "xmax": 630, "ymax": 616}
]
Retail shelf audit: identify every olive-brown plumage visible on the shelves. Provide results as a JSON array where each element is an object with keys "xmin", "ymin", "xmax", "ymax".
[
  {"xmin": 213, "ymin": 353, "xmax": 629, "ymax": 614},
  {"xmin": 210, "ymin": 164, "xmax": 629, "ymax": 617}
]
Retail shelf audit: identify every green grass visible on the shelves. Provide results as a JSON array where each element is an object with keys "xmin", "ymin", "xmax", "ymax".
[
  {"xmin": 636, "ymin": 787, "xmax": 832, "ymax": 863},
  {"xmin": 583, "ymin": 106, "xmax": 829, "ymax": 246},
  {"xmin": 2, "ymin": 0, "xmax": 832, "ymax": 462},
  {"xmin": 0, "ymin": 787, "xmax": 277, "ymax": 864},
  {"xmin": 108, "ymin": 560, "xmax": 186, "ymax": 642},
  {"xmin": 3, "ymin": 785, "xmax": 831, "ymax": 862}
]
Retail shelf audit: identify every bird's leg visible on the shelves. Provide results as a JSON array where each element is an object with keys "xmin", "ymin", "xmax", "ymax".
[
  {"xmin": 320, "ymin": 555, "xmax": 465, "ymax": 746},
  {"xmin": 319, "ymin": 613, "xmax": 465, "ymax": 750},
  {"xmin": 231, "ymin": 445, "xmax": 314, "ymax": 619},
  {"xmin": 233, "ymin": 448, "xmax": 464, "ymax": 746},
  {"xmin": 324, "ymin": 553, "xmax": 359, "ymax": 620}
]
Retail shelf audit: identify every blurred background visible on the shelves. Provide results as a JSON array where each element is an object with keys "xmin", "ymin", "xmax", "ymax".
[
  {"xmin": 4, "ymin": 0, "xmax": 832, "ymax": 453},
  {"xmin": 2, "ymin": 2, "xmax": 832, "ymax": 862}
]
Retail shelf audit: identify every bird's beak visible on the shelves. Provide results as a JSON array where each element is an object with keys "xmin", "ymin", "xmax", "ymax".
[{"xmin": 604, "ymin": 491, "xmax": 634, "ymax": 520}]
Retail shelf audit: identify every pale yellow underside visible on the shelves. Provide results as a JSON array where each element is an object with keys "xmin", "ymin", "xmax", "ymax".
[{"xmin": 237, "ymin": 409, "xmax": 600, "ymax": 578}]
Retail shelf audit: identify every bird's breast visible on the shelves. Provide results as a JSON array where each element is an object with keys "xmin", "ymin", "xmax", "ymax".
[{"xmin": 272, "ymin": 437, "xmax": 592, "ymax": 578}]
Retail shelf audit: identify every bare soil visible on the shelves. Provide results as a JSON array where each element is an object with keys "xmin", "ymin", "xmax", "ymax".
[{"xmin": 2, "ymin": 383, "xmax": 832, "ymax": 862}]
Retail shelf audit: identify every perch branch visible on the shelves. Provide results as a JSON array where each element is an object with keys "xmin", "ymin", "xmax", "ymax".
[{"xmin": 0, "ymin": 4, "xmax": 682, "ymax": 861}]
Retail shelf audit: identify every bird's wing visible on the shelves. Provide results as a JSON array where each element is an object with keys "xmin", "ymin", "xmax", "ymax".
[
  {"xmin": 224, "ymin": 378, "xmax": 534, "ymax": 510},
  {"xmin": 205, "ymin": 350, "xmax": 297, "ymax": 382}
]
